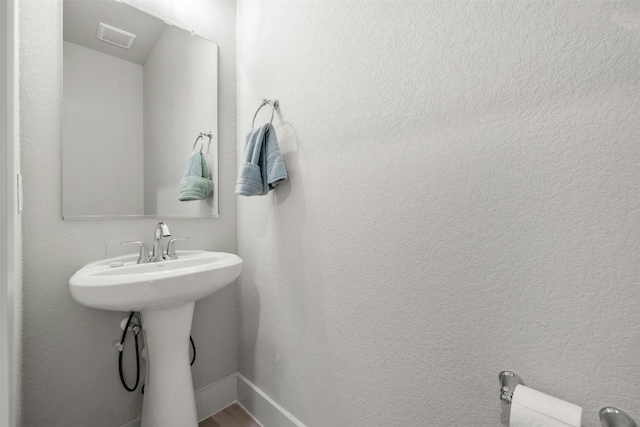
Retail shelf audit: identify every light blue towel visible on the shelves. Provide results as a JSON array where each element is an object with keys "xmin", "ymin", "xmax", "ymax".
[
  {"xmin": 235, "ymin": 123, "xmax": 288, "ymax": 196},
  {"xmin": 178, "ymin": 152, "xmax": 213, "ymax": 201}
]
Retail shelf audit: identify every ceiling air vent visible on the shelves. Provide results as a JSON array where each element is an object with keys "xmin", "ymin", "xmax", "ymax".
[{"xmin": 96, "ymin": 22, "xmax": 136, "ymax": 49}]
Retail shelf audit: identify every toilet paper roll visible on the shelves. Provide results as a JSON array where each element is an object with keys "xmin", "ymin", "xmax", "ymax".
[{"xmin": 510, "ymin": 385, "xmax": 582, "ymax": 427}]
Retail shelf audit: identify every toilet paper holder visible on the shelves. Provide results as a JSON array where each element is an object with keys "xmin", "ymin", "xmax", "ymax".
[
  {"xmin": 498, "ymin": 371, "xmax": 637, "ymax": 427},
  {"xmin": 499, "ymin": 371, "xmax": 524, "ymax": 404},
  {"xmin": 600, "ymin": 407, "xmax": 637, "ymax": 427}
]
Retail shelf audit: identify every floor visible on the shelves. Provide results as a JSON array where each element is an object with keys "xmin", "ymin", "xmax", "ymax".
[{"xmin": 199, "ymin": 403, "xmax": 262, "ymax": 427}]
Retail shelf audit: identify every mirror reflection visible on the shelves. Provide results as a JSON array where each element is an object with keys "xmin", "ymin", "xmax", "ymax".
[{"xmin": 62, "ymin": 0, "xmax": 219, "ymax": 219}]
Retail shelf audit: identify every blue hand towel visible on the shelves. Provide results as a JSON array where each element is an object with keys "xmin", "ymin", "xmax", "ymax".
[
  {"xmin": 235, "ymin": 123, "xmax": 288, "ymax": 196},
  {"xmin": 178, "ymin": 152, "xmax": 213, "ymax": 201}
]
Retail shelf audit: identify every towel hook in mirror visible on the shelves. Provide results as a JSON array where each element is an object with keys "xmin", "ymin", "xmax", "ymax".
[
  {"xmin": 192, "ymin": 135, "xmax": 204, "ymax": 153},
  {"xmin": 252, "ymin": 99, "xmax": 279, "ymax": 129},
  {"xmin": 192, "ymin": 132, "xmax": 213, "ymax": 153}
]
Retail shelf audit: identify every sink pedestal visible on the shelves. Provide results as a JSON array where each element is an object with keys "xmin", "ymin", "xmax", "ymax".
[{"xmin": 141, "ymin": 302, "xmax": 198, "ymax": 427}]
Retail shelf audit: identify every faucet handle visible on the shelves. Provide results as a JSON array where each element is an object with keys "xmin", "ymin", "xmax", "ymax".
[
  {"xmin": 120, "ymin": 241, "xmax": 150, "ymax": 264},
  {"xmin": 166, "ymin": 237, "xmax": 190, "ymax": 260}
]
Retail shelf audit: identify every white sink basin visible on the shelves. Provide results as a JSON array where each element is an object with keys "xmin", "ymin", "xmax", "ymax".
[
  {"xmin": 69, "ymin": 249, "xmax": 243, "ymax": 427},
  {"xmin": 69, "ymin": 250, "xmax": 243, "ymax": 311}
]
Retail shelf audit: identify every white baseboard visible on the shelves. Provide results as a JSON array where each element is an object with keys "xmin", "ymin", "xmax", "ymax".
[
  {"xmin": 119, "ymin": 372, "xmax": 306, "ymax": 427},
  {"xmin": 236, "ymin": 373, "xmax": 306, "ymax": 427},
  {"xmin": 119, "ymin": 373, "xmax": 237, "ymax": 427},
  {"xmin": 195, "ymin": 373, "xmax": 238, "ymax": 421},
  {"xmin": 120, "ymin": 415, "xmax": 140, "ymax": 427}
]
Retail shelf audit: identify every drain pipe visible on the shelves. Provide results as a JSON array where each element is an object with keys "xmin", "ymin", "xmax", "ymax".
[
  {"xmin": 115, "ymin": 312, "xmax": 197, "ymax": 393},
  {"xmin": 116, "ymin": 312, "xmax": 141, "ymax": 392}
]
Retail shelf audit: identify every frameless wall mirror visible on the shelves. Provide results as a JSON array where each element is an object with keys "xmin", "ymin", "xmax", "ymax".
[{"xmin": 62, "ymin": 0, "xmax": 219, "ymax": 219}]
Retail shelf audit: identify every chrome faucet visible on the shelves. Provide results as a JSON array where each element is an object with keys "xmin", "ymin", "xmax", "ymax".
[
  {"xmin": 121, "ymin": 223, "xmax": 189, "ymax": 263},
  {"xmin": 149, "ymin": 222, "xmax": 171, "ymax": 262}
]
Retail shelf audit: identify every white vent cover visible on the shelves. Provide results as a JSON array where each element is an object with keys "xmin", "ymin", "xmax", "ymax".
[{"xmin": 96, "ymin": 22, "xmax": 136, "ymax": 49}]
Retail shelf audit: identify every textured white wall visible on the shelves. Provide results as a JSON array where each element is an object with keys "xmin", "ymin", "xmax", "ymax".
[
  {"xmin": 20, "ymin": 0, "xmax": 236, "ymax": 426},
  {"xmin": 237, "ymin": 1, "xmax": 640, "ymax": 426},
  {"xmin": 63, "ymin": 41, "xmax": 144, "ymax": 216}
]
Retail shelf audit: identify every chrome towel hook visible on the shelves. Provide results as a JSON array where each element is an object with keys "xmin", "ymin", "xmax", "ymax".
[{"xmin": 252, "ymin": 98, "xmax": 279, "ymax": 129}]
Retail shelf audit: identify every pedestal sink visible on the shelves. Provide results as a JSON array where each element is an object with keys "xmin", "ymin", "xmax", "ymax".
[{"xmin": 69, "ymin": 250, "xmax": 243, "ymax": 427}]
